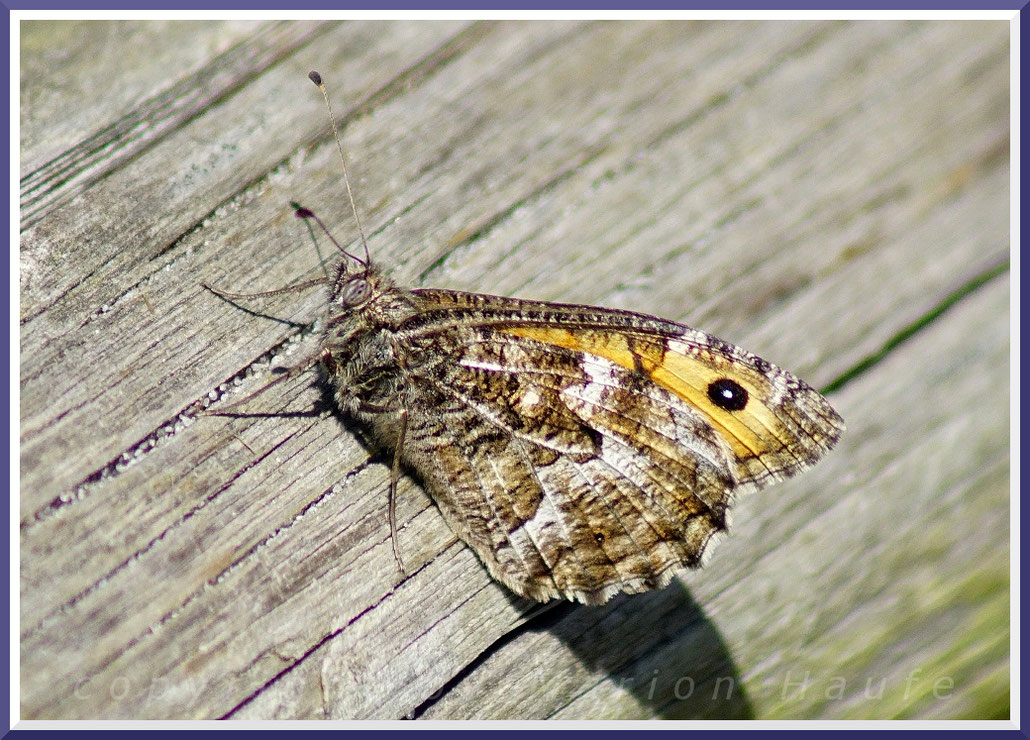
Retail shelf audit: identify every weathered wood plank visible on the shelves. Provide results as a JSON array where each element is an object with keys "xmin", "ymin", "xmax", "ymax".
[
  {"xmin": 19, "ymin": 19, "xmax": 1009, "ymax": 720},
  {"xmin": 20, "ymin": 20, "xmax": 340, "ymax": 231}
]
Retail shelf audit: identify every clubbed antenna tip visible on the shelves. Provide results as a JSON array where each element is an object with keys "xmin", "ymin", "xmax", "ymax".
[
  {"xmin": 306, "ymin": 69, "xmax": 371, "ymax": 266},
  {"xmin": 291, "ymin": 201, "xmax": 315, "ymax": 219}
]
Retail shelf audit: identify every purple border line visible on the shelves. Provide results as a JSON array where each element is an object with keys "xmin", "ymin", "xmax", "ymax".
[
  {"xmin": 1, "ymin": 1, "xmax": 1027, "ymax": 10},
  {"xmin": 6, "ymin": 5, "xmax": 1022, "ymax": 734},
  {"xmin": 5, "ymin": 0, "xmax": 12, "ymax": 733}
]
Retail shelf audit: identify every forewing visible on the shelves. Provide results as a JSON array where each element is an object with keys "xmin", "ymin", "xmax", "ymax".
[{"xmin": 389, "ymin": 289, "xmax": 844, "ymax": 604}]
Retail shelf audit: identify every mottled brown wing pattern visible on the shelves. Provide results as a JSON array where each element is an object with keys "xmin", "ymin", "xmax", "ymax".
[
  {"xmin": 367, "ymin": 289, "xmax": 844, "ymax": 604},
  {"xmin": 396, "ymin": 328, "xmax": 728, "ymax": 603},
  {"xmin": 211, "ymin": 75, "xmax": 844, "ymax": 606}
]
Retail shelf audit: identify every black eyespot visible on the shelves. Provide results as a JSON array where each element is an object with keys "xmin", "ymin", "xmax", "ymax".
[
  {"xmin": 707, "ymin": 378, "xmax": 748, "ymax": 411},
  {"xmin": 338, "ymin": 277, "xmax": 372, "ymax": 307}
]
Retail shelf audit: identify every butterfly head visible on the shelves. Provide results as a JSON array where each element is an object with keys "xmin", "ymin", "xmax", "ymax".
[
  {"xmin": 330, "ymin": 257, "xmax": 378, "ymax": 310},
  {"xmin": 291, "ymin": 201, "xmax": 377, "ymax": 310}
]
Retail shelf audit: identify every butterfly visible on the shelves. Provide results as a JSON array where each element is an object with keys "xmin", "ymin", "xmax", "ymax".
[{"xmin": 207, "ymin": 72, "xmax": 845, "ymax": 605}]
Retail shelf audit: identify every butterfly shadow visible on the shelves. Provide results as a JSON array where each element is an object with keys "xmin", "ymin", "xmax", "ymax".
[{"xmin": 504, "ymin": 584, "xmax": 755, "ymax": 719}]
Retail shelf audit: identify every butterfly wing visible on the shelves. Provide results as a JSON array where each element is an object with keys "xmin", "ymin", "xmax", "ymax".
[{"xmin": 384, "ymin": 289, "xmax": 844, "ymax": 604}]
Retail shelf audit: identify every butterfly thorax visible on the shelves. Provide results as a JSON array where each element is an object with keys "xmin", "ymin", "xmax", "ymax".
[{"xmin": 320, "ymin": 262, "xmax": 418, "ymax": 412}]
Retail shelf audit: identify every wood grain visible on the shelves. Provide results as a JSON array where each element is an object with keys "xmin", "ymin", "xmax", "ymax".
[{"xmin": 19, "ymin": 19, "xmax": 1009, "ymax": 720}]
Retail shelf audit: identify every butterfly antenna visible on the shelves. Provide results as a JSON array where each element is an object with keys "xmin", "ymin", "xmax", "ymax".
[
  {"xmin": 309, "ymin": 70, "xmax": 371, "ymax": 267},
  {"xmin": 291, "ymin": 201, "xmax": 365, "ymax": 266}
]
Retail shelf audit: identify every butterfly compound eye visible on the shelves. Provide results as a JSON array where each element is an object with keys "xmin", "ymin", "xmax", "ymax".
[
  {"xmin": 339, "ymin": 277, "xmax": 372, "ymax": 307},
  {"xmin": 707, "ymin": 378, "xmax": 749, "ymax": 411}
]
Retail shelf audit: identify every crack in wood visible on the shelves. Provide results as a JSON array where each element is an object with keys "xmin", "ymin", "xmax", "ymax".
[
  {"xmin": 823, "ymin": 258, "xmax": 1009, "ymax": 395},
  {"xmin": 22, "ymin": 421, "xmax": 345, "ymax": 643},
  {"xmin": 26, "ymin": 459, "xmax": 376, "ymax": 703},
  {"xmin": 219, "ymin": 552, "xmax": 439, "ymax": 719},
  {"xmin": 417, "ymin": 143, "xmax": 609, "ymax": 285},
  {"xmin": 20, "ymin": 20, "xmax": 340, "ymax": 231},
  {"xmin": 20, "ymin": 323, "xmax": 324, "ymax": 531},
  {"xmin": 407, "ymin": 599, "xmax": 574, "ymax": 719}
]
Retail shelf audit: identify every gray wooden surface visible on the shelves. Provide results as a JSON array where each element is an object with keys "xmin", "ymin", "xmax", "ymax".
[{"xmin": 19, "ymin": 20, "xmax": 1010, "ymax": 721}]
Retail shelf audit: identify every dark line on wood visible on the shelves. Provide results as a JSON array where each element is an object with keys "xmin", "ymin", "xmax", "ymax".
[
  {"xmin": 200, "ymin": 284, "xmax": 318, "ymax": 331},
  {"xmin": 20, "ymin": 324, "xmax": 324, "ymax": 530},
  {"xmin": 643, "ymin": 21, "xmax": 848, "ymax": 153},
  {"xmin": 822, "ymin": 257, "xmax": 1010, "ymax": 395},
  {"xmin": 346, "ymin": 20, "xmax": 497, "ymax": 125},
  {"xmin": 24, "ymin": 455, "xmax": 377, "ymax": 694},
  {"xmin": 22, "ymin": 419, "xmax": 341, "ymax": 641},
  {"xmin": 20, "ymin": 20, "xmax": 340, "ymax": 231},
  {"xmin": 407, "ymin": 600, "xmax": 573, "ymax": 719},
  {"xmin": 218, "ymin": 553, "xmax": 439, "ymax": 719},
  {"xmin": 417, "ymin": 142, "xmax": 609, "ymax": 284},
  {"xmin": 19, "ymin": 21, "xmax": 496, "ymax": 329}
]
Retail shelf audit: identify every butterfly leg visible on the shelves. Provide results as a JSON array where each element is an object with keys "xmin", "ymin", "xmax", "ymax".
[
  {"xmin": 352, "ymin": 397, "xmax": 411, "ymax": 575},
  {"xmin": 201, "ymin": 276, "xmax": 330, "ymax": 416},
  {"xmin": 202, "ymin": 276, "xmax": 329, "ymax": 301},
  {"xmin": 204, "ymin": 351, "xmax": 323, "ymax": 416},
  {"xmin": 388, "ymin": 408, "xmax": 409, "ymax": 575}
]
